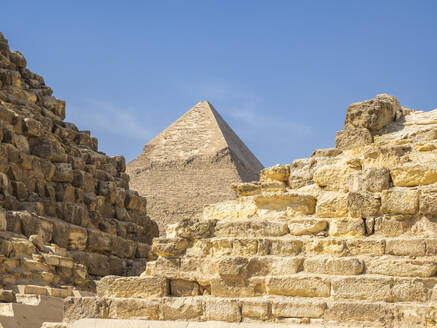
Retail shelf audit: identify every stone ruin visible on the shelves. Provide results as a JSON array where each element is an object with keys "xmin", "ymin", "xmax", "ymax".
[
  {"xmin": 127, "ymin": 101, "xmax": 264, "ymax": 234},
  {"xmin": 0, "ymin": 33, "xmax": 158, "ymax": 327},
  {"xmin": 2, "ymin": 32, "xmax": 437, "ymax": 328},
  {"xmin": 57, "ymin": 93, "xmax": 437, "ymax": 328}
]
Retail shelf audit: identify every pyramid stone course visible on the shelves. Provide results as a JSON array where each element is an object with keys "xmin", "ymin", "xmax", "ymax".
[
  {"xmin": 127, "ymin": 101, "xmax": 264, "ymax": 234},
  {"xmin": 0, "ymin": 32, "xmax": 159, "ymax": 327},
  {"xmin": 61, "ymin": 93, "xmax": 437, "ymax": 327}
]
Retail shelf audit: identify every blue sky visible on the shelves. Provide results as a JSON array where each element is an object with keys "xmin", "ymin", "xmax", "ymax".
[{"xmin": 2, "ymin": 1, "xmax": 437, "ymax": 167}]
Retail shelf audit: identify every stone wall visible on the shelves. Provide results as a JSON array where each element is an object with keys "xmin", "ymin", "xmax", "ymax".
[{"xmin": 0, "ymin": 33, "xmax": 158, "ymax": 294}]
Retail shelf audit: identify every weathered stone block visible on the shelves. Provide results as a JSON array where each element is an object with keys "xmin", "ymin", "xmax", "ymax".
[
  {"xmin": 391, "ymin": 163, "xmax": 437, "ymax": 187},
  {"xmin": 266, "ymin": 276, "xmax": 330, "ymax": 297},
  {"xmin": 241, "ymin": 299, "xmax": 270, "ymax": 320},
  {"xmin": 108, "ymin": 298, "xmax": 160, "ymax": 320},
  {"xmin": 161, "ymin": 297, "xmax": 203, "ymax": 321},
  {"xmin": 332, "ymin": 277, "xmax": 392, "ymax": 301},
  {"xmin": 288, "ymin": 218, "xmax": 328, "ymax": 236},
  {"xmin": 204, "ymin": 198, "xmax": 257, "ymax": 220},
  {"xmin": 316, "ymin": 192, "xmax": 349, "ymax": 218},
  {"xmin": 366, "ymin": 257, "xmax": 437, "ymax": 277},
  {"xmin": 347, "ymin": 191, "xmax": 380, "ymax": 218},
  {"xmin": 152, "ymin": 237, "xmax": 189, "ymax": 258},
  {"xmin": 344, "ymin": 94, "xmax": 402, "ymax": 133},
  {"xmin": 98, "ymin": 276, "xmax": 168, "ymax": 298},
  {"xmin": 304, "ymin": 257, "xmax": 364, "ymax": 275},
  {"xmin": 260, "ymin": 164, "xmax": 290, "ymax": 182},
  {"xmin": 272, "ymin": 299, "xmax": 326, "ymax": 319},
  {"xmin": 385, "ymin": 239, "xmax": 425, "ymax": 256},
  {"xmin": 204, "ymin": 298, "xmax": 241, "ymax": 322},
  {"xmin": 336, "ymin": 128, "xmax": 373, "ymax": 150},
  {"xmin": 329, "ymin": 218, "xmax": 365, "ymax": 237},
  {"xmin": 381, "ymin": 188, "xmax": 419, "ymax": 215}
]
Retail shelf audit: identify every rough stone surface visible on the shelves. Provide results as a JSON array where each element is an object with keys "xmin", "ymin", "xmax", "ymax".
[{"xmin": 0, "ymin": 32, "xmax": 158, "ymax": 311}]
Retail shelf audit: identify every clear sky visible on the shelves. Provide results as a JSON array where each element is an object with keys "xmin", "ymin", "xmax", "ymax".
[{"xmin": 2, "ymin": 1, "xmax": 436, "ymax": 167}]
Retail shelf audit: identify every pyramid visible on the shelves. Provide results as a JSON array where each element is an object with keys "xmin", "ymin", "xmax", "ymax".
[
  {"xmin": 61, "ymin": 94, "xmax": 437, "ymax": 327},
  {"xmin": 0, "ymin": 33, "xmax": 158, "ymax": 327},
  {"xmin": 127, "ymin": 101, "xmax": 264, "ymax": 234}
]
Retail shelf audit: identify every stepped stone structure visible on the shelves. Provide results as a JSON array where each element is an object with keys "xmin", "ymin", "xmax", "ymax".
[
  {"xmin": 127, "ymin": 101, "xmax": 264, "ymax": 234},
  {"xmin": 0, "ymin": 33, "xmax": 158, "ymax": 327},
  {"xmin": 60, "ymin": 94, "xmax": 437, "ymax": 327}
]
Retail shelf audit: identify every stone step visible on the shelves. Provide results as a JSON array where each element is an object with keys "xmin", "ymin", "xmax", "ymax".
[
  {"xmin": 180, "ymin": 236, "xmax": 437, "ymax": 258},
  {"xmin": 167, "ymin": 216, "xmax": 437, "ymax": 241},
  {"xmin": 96, "ymin": 272, "xmax": 437, "ymax": 303},
  {"xmin": 147, "ymin": 253, "xmax": 437, "ymax": 280},
  {"xmin": 63, "ymin": 295, "xmax": 437, "ymax": 327}
]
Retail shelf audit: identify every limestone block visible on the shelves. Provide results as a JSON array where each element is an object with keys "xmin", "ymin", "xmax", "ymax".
[
  {"xmin": 392, "ymin": 279, "xmax": 428, "ymax": 302},
  {"xmin": 152, "ymin": 238, "xmax": 189, "ymax": 258},
  {"xmin": 266, "ymin": 276, "xmax": 330, "ymax": 297},
  {"xmin": 161, "ymin": 297, "xmax": 203, "ymax": 320},
  {"xmin": 231, "ymin": 238, "xmax": 258, "ymax": 256},
  {"xmin": 51, "ymin": 220, "xmax": 87, "ymax": 251},
  {"xmin": 232, "ymin": 181, "xmax": 285, "ymax": 197},
  {"xmin": 241, "ymin": 299, "xmax": 270, "ymax": 320},
  {"xmin": 325, "ymin": 301, "xmax": 394, "ymax": 325},
  {"xmin": 313, "ymin": 165, "xmax": 355, "ymax": 191},
  {"xmin": 304, "ymin": 257, "xmax": 364, "ymax": 275},
  {"xmin": 218, "ymin": 256, "xmax": 248, "ymax": 279},
  {"xmin": 0, "ymin": 289, "xmax": 16, "ymax": 302},
  {"xmin": 99, "ymin": 276, "xmax": 168, "ymax": 298},
  {"xmin": 391, "ymin": 163, "xmax": 437, "ymax": 187},
  {"xmin": 13, "ymin": 134, "xmax": 30, "ymax": 153},
  {"xmin": 347, "ymin": 191, "xmax": 380, "ymax": 218},
  {"xmin": 262, "ymin": 256, "xmax": 302, "ymax": 276},
  {"xmin": 346, "ymin": 239, "xmax": 385, "ymax": 255},
  {"xmin": 335, "ymin": 128, "xmax": 373, "ymax": 150},
  {"xmin": 210, "ymin": 277, "xmax": 262, "ymax": 298},
  {"xmin": 52, "ymin": 163, "xmax": 73, "ymax": 183},
  {"xmin": 23, "ymin": 117, "xmax": 42, "ymax": 137},
  {"xmin": 311, "ymin": 148, "xmax": 343, "ymax": 158},
  {"xmin": 17, "ymin": 284, "xmax": 49, "ymax": 295},
  {"xmin": 288, "ymin": 218, "xmax": 328, "ymax": 236},
  {"xmin": 86, "ymin": 229, "xmax": 112, "ymax": 253},
  {"xmin": 332, "ymin": 277, "xmax": 393, "ymax": 301},
  {"xmin": 270, "ymin": 239, "xmax": 303, "ymax": 256},
  {"xmin": 329, "ymin": 218, "xmax": 365, "ymax": 237},
  {"xmin": 109, "ymin": 298, "xmax": 160, "ymax": 320},
  {"xmin": 185, "ymin": 239, "xmax": 212, "ymax": 257},
  {"xmin": 373, "ymin": 216, "xmax": 414, "ymax": 237},
  {"xmin": 214, "ymin": 219, "xmax": 289, "ymax": 238},
  {"xmin": 166, "ymin": 217, "xmax": 214, "ymax": 240},
  {"xmin": 204, "ymin": 298, "xmax": 241, "ymax": 322},
  {"xmin": 366, "ymin": 257, "xmax": 437, "ymax": 277},
  {"xmin": 64, "ymin": 297, "xmax": 109, "ymax": 322},
  {"xmin": 385, "ymin": 239, "xmax": 425, "ymax": 256},
  {"xmin": 260, "ymin": 164, "xmax": 290, "ymax": 182},
  {"xmin": 344, "ymin": 94, "xmax": 402, "ymax": 133},
  {"xmin": 271, "ymin": 299, "xmax": 326, "ymax": 319},
  {"xmin": 419, "ymin": 191, "xmax": 437, "ymax": 215},
  {"xmin": 43, "ymin": 95, "xmax": 66, "ymax": 119},
  {"xmin": 288, "ymin": 158, "xmax": 315, "ymax": 189},
  {"xmin": 251, "ymin": 193, "xmax": 316, "ymax": 216},
  {"xmin": 203, "ymin": 199, "xmax": 257, "ymax": 220},
  {"xmin": 315, "ymin": 192, "xmax": 349, "ymax": 218},
  {"xmin": 170, "ymin": 279, "xmax": 200, "ymax": 297},
  {"xmin": 305, "ymin": 239, "xmax": 346, "ymax": 256},
  {"xmin": 71, "ymin": 251, "xmax": 110, "ymax": 276},
  {"xmin": 110, "ymin": 236, "xmax": 136, "ymax": 259},
  {"xmin": 381, "ymin": 188, "xmax": 419, "ymax": 215}
]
